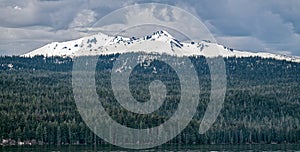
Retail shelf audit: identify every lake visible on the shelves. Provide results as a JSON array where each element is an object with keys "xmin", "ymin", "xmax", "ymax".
[{"xmin": 1, "ymin": 144, "xmax": 300, "ymax": 151}]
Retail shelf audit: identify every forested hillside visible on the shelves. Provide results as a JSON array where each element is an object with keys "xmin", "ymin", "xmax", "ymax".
[{"xmin": 0, "ymin": 55, "xmax": 299, "ymax": 145}]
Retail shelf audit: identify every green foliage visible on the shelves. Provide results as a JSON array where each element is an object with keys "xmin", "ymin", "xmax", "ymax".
[{"xmin": 0, "ymin": 55, "xmax": 299, "ymax": 145}]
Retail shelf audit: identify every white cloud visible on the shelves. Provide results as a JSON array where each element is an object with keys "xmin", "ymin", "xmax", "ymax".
[
  {"xmin": 0, "ymin": 0, "xmax": 299, "ymax": 56},
  {"xmin": 0, "ymin": 1, "xmax": 39, "ymax": 27},
  {"xmin": 89, "ymin": 3, "xmax": 215, "ymax": 43},
  {"xmin": 69, "ymin": 9, "xmax": 97, "ymax": 28},
  {"xmin": 0, "ymin": 26, "xmax": 88, "ymax": 55},
  {"xmin": 13, "ymin": 5, "xmax": 22, "ymax": 10}
]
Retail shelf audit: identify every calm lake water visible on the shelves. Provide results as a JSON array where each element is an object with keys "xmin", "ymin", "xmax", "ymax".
[{"xmin": 1, "ymin": 144, "xmax": 300, "ymax": 152}]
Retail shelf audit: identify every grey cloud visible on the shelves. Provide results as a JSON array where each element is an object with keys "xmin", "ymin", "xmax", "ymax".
[
  {"xmin": 0, "ymin": 0, "xmax": 76, "ymax": 29},
  {"xmin": 0, "ymin": 0, "xmax": 129, "ymax": 29},
  {"xmin": 0, "ymin": 0, "xmax": 134, "ymax": 55},
  {"xmin": 172, "ymin": 0, "xmax": 300, "ymax": 55},
  {"xmin": 69, "ymin": 9, "xmax": 97, "ymax": 28},
  {"xmin": 0, "ymin": 0, "xmax": 299, "ymax": 56}
]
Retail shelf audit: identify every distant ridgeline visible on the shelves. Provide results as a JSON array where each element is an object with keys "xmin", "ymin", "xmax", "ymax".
[{"xmin": 0, "ymin": 55, "xmax": 299, "ymax": 145}]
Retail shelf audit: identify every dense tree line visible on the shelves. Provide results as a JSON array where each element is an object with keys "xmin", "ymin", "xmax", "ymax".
[{"xmin": 0, "ymin": 55, "xmax": 299, "ymax": 145}]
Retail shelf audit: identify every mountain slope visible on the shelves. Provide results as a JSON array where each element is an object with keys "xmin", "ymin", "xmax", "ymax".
[{"xmin": 23, "ymin": 31, "xmax": 300, "ymax": 62}]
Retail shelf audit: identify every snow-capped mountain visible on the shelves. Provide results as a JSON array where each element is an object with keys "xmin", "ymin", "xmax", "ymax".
[{"xmin": 23, "ymin": 30, "xmax": 300, "ymax": 63}]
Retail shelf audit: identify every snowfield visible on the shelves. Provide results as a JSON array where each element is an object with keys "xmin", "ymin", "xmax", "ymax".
[{"xmin": 23, "ymin": 30, "xmax": 300, "ymax": 63}]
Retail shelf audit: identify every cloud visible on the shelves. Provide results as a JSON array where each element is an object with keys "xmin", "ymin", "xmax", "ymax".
[
  {"xmin": 0, "ymin": 26, "xmax": 88, "ymax": 55},
  {"xmin": 69, "ymin": 9, "xmax": 97, "ymax": 28},
  {"xmin": 216, "ymin": 36, "xmax": 266, "ymax": 52},
  {"xmin": 0, "ymin": 1, "xmax": 40, "ymax": 27},
  {"xmin": 90, "ymin": 3, "xmax": 215, "ymax": 43},
  {"xmin": 174, "ymin": 0, "xmax": 300, "ymax": 55},
  {"xmin": 0, "ymin": 0, "xmax": 299, "ymax": 56},
  {"xmin": 0, "ymin": 0, "xmax": 133, "ymax": 55}
]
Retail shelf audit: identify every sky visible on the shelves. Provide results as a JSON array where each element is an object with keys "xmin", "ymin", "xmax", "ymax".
[{"xmin": 0, "ymin": 0, "xmax": 299, "ymax": 56}]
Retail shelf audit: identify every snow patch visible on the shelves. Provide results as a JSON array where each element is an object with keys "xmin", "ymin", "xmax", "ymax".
[{"xmin": 22, "ymin": 30, "xmax": 300, "ymax": 63}]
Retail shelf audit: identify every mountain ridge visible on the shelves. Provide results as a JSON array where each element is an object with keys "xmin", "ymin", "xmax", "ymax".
[{"xmin": 23, "ymin": 30, "xmax": 300, "ymax": 63}]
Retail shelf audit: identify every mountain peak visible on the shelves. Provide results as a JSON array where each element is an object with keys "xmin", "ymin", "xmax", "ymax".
[
  {"xmin": 152, "ymin": 30, "xmax": 173, "ymax": 38},
  {"xmin": 142, "ymin": 30, "xmax": 174, "ymax": 41},
  {"xmin": 22, "ymin": 30, "xmax": 300, "ymax": 63}
]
